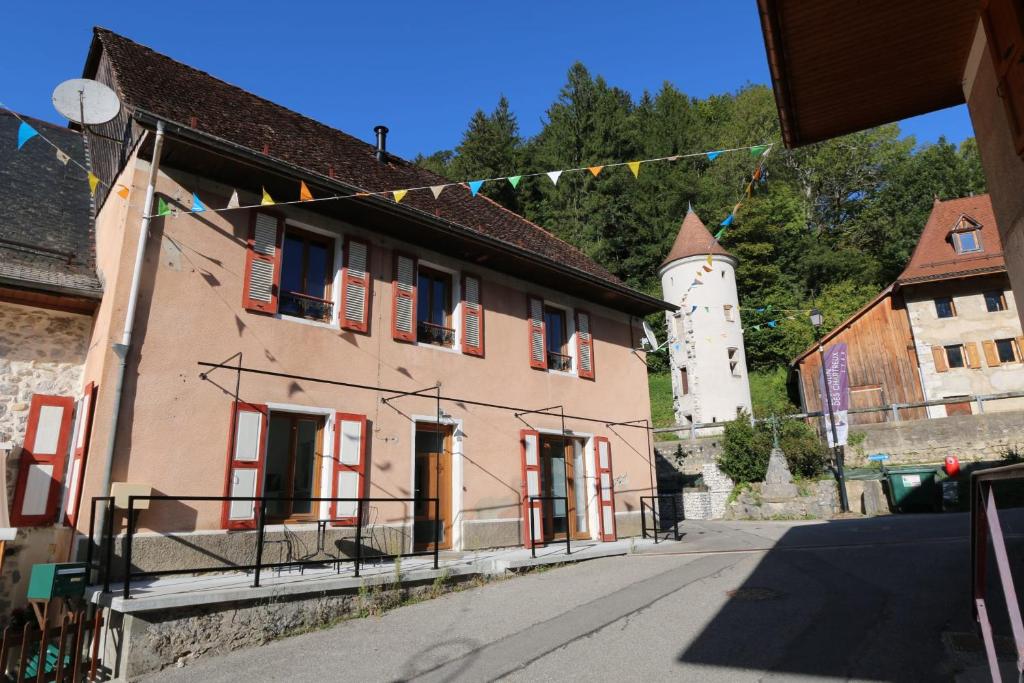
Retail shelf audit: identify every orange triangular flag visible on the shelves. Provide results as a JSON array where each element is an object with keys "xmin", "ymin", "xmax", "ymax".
[
  {"xmin": 627, "ymin": 161, "xmax": 641, "ymax": 178},
  {"xmin": 299, "ymin": 181, "xmax": 313, "ymax": 202},
  {"xmin": 393, "ymin": 189, "xmax": 408, "ymax": 203},
  {"xmin": 116, "ymin": 184, "xmax": 130, "ymax": 199},
  {"xmin": 588, "ymin": 166, "xmax": 603, "ymax": 177}
]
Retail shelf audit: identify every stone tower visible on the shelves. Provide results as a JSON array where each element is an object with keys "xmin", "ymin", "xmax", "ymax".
[{"xmin": 659, "ymin": 207, "xmax": 753, "ymax": 434}]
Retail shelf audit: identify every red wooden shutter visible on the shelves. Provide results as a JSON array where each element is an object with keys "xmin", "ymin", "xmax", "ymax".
[
  {"xmin": 221, "ymin": 402, "xmax": 268, "ymax": 530},
  {"xmin": 576, "ymin": 310, "xmax": 595, "ymax": 379},
  {"xmin": 63, "ymin": 382, "xmax": 96, "ymax": 527},
  {"xmin": 392, "ymin": 252, "xmax": 418, "ymax": 342},
  {"xmin": 242, "ymin": 211, "xmax": 284, "ymax": 313},
  {"xmin": 527, "ymin": 295, "xmax": 547, "ymax": 369},
  {"xmin": 11, "ymin": 394, "xmax": 75, "ymax": 527},
  {"xmin": 593, "ymin": 436, "xmax": 616, "ymax": 542},
  {"xmin": 520, "ymin": 429, "xmax": 543, "ymax": 548},
  {"xmin": 461, "ymin": 274, "xmax": 484, "ymax": 357},
  {"xmin": 341, "ymin": 237, "xmax": 372, "ymax": 332},
  {"xmin": 331, "ymin": 413, "xmax": 368, "ymax": 526}
]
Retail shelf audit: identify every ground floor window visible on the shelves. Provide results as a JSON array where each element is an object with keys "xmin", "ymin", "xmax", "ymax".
[{"xmin": 263, "ymin": 412, "xmax": 325, "ymax": 522}]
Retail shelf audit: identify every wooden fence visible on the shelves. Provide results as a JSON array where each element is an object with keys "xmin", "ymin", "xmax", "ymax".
[{"xmin": 0, "ymin": 609, "xmax": 103, "ymax": 682}]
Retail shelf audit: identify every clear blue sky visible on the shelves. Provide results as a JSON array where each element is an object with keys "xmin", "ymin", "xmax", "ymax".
[{"xmin": 4, "ymin": 2, "xmax": 973, "ymax": 160}]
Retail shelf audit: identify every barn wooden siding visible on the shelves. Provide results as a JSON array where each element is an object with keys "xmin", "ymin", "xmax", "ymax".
[{"xmin": 793, "ymin": 289, "xmax": 926, "ymax": 425}]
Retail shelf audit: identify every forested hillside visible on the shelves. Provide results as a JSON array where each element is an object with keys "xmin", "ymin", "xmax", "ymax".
[{"xmin": 416, "ymin": 64, "xmax": 986, "ymax": 416}]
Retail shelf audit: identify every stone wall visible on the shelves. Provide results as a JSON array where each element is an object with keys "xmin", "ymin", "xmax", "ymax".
[
  {"xmin": 0, "ymin": 301, "xmax": 92, "ymax": 620},
  {"xmin": 724, "ymin": 480, "xmax": 839, "ymax": 521},
  {"xmin": 849, "ymin": 410, "xmax": 1024, "ymax": 465}
]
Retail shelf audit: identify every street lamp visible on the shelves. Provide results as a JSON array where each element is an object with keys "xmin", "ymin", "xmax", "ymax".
[{"xmin": 810, "ymin": 308, "xmax": 850, "ymax": 513}]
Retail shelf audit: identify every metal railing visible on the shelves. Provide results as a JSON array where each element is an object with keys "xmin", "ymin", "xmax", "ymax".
[
  {"xmin": 970, "ymin": 463, "xmax": 1024, "ymax": 681},
  {"xmin": 417, "ymin": 321, "xmax": 455, "ymax": 347},
  {"xmin": 280, "ymin": 290, "xmax": 333, "ymax": 321},
  {"xmin": 640, "ymin": 495, "xmax": 682, "ymax": 543},
  {"xmin": 84, "ymin": 496, "xmax": 115, "ymax": 593},
  {"xmin": 89, "ymin": 495, "xmax": 440, "ymax": 600},
  {"xmin": 527, "ymin": 496, "xmax": 571, "ymax": 558},
  {"xmin": 546, "ymin": 351, "xmax": 573, "ymax": 372}
]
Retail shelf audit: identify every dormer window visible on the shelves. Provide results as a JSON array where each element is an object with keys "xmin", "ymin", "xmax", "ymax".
[{"xmin": 951, "ymin": 214, "xmax": 983, "ymax": 254}]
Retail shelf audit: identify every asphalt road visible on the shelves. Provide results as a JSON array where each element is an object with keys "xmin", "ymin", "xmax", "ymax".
[{"xmin": 143, "ymin": 512, "xmax": 1023, "ymax": 682}]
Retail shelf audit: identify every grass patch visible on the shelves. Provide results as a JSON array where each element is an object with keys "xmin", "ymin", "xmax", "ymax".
[
  {"xmin": 648, "ymin": 371, "xmax": 678, "ymax": 441},
  {"xmin": 748, "ymin": 367, "xmax": 798, "ymax": 419}
]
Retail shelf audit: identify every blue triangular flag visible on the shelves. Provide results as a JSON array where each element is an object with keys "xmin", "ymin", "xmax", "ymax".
[
  {"xmin": 690, "ymin": 305, "xmax": 697, "ymax": 313},
  {"xmin": 17, "ymin": 122, "xmax": 38, "ymax": 150},
  {"xmin": 191, "ymin": 193, "xmax": 206, "ymax": 213},
  {"xmin": 720, "ymin": 213, "xmax": 735, "ymax": 227},
  {"xmin": 767, "ymin": 320, "xmax": 778, "ymax": 328},
  {"xmin": 756, "ymin": 307, "xmax": 765, "ymax": 313},
  {"xmin": 468, "ymin": 180, "xmax": 484, "ymax": 197},
  {"xmin": 706, "ymin": 151, "xmax": 721, "ymax": 161}
]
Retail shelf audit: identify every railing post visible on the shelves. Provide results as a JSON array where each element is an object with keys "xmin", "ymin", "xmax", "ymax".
[
  {"xmin": 564, "ymin": 497, "xmax": 571, "ymax": 556},
  {"xmin": 253, "ymin": 497, "xmax": 267, "ymax": 588},
  {"xmin": 433, "ymin": 497, "xmax": 440, "ymax": 569},
  {"xmin": 529, "ymin": 496, "xmax": 536, "ymax": 559},
  {"xmin": 103, "ymin": 498, "xmax": 114, "ymax": 594},
  {"xmin": 354, "ymin": 497, "xmax": 363, "ymax": 579},
  {"xmin": 977, "ymin": 395, "xmax": 985, "ymax": 414},
  {"xmin": 122, "ymin": 497, "xmax": 135, "ymax": 600},
  {"xmin": 641, "ymin": 499, "xmax": 647, "ymax": 540},
  {"xmin": 890, "ymin": 404, "xmax": 900, "ymax": 423},
  {"xmin": 672, "ymin": 494, "xmax": 680, "ymax": 540},
  {"xmin": 85, "ymin": 497, "xmax": 97, "ymax": 583}
]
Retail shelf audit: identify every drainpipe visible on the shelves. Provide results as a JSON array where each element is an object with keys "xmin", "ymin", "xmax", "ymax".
[{"xmin": 91, "ymin": 121, "xmax": 166, "ymax": 548}]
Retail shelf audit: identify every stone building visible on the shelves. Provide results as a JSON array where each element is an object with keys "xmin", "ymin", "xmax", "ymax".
[
  {"xmin": 659, "ymin": 207, "xmax": 752, "ymax": 434},
  {"xmin": 791, "ymin": 194, "xmax": 1024, "ymax": 422},
  {"xmin": 0, "ymin": 112, "xmax": 101, "ymax": 615}
]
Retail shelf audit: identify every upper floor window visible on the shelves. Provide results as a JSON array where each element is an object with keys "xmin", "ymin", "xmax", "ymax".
[
  {"xmin": 985, "ymin": 290, "xmax": 1007, "ymax": 312},
  {"xmin": 728, "ymin": 347, "xmax": 740, "ymax": 376},
  {"xmin": 416, "ymin": 266, "xmax": 454, "ymax": 347},
  {"xmin": 996, "ymin": 338, "xmax": 1020, "ymax": 364},
  {"xmin": 954, "ymin": 230, "xmax": 982, "ymax": 254},
  {"xmin": 544, "ymin": 306, "xmax": 571, "ymax": 372},
  {"xmin": 935, "ymin": 297, "xmax": 956, "ymax": 319},
  {"xmin": 945, "ymin": 344, "xmax": 966, "ymax": 369},
  {"xmin": 280, "ymin": 228, "xmax": 334, "ymax": 321}
]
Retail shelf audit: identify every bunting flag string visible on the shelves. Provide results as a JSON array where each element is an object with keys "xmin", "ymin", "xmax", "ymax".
[{"xmin": 3, "ymin": 99, "xmax": 772, "ymax": 221}]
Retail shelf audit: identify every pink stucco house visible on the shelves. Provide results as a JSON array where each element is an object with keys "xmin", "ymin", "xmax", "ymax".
[{"xmin": 3, "ymin": 26, "xmax": 669, "ymax": 609}]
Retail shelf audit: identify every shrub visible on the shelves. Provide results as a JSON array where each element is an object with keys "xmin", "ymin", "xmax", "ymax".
[
  {"xmin": 718, "ymin": 412, "xmax": 771, "ymax": 483},
  {"xmin": 718, "ymin": 412, "xmax": 829, "ymax": 483}
]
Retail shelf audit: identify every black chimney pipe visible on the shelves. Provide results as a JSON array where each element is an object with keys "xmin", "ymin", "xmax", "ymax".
[{"xmin": 374, "ymin": 125, "xmax": 389, "ymax": 162}]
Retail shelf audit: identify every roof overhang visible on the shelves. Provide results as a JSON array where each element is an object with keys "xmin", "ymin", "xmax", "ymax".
[
  {"xmin": 757, "ymin": 0, "xmax": 979, "ymax": 148},
  {"xmin": 131, "ymin": 110, "xmax": 672, "ymax": 316}
]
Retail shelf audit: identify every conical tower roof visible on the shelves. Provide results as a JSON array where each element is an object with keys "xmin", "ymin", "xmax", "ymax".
[{"xmin": 659, "ymin": 207, "xmax": 733, "ymax": 270}]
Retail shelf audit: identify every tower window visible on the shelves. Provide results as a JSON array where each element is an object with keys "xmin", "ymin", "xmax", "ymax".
[
  {"xmin": 680, "ymin": 367, "xmax": 689, "ymax": 395},
  {"xmin": 724, "ymin": 304, "xmax": 734, "ymax": 322},
  {"xmin": 727, "ymin": 347, "xmax": 740, "ymax": 376}
]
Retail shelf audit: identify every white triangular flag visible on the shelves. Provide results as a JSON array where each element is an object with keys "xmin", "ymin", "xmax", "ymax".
[
  {"xmin": 226, "ymin": 189, "xmax": 240, "ymax": 209},
  {"xmin": 547, "ymin": 170, "xmax": 562, "ymax": 185},
  {"xmin": 430, "ymin": 185, "xmax": 445, "ymax": 199},
  {"xmin": 55, "ymin": 150, "xmax": 70, "ymax": 165}
]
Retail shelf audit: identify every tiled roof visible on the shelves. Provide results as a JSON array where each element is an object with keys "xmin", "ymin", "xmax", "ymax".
[
  {"xmin": 90, "ymin": 28, "xmax": 627, "ymax": 290},
  {"xmin": 897, "ymin": 194, "xmax": 1004, "ymax": 285},
  {"xmin": 0, "ymin": 112, "xmax": 101, "ymax": 298},
  {"xmin": 659, "ymin": 208, "xmax": 733, "ymax": 269}
]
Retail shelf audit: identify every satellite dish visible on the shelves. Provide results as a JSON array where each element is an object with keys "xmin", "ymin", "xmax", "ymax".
[
  {"xmin": 52, "ymin": 79, "xmax": 120, "ymax": 126},
  {"xmin": 642, "ymin": 321, "xmax": 665, "ymax": 351}
]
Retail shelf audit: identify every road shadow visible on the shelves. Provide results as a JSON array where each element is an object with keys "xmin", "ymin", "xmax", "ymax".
[{"xmin": 677, "ymin": 509, "xmax": 1024, "ymax": 680}]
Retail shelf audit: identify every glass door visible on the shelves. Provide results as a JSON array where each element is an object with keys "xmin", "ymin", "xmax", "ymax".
[
  {"xmin": 413, "ymin": 423, "xmax": 453, "ymax": 551},
  {"xmin": 263, "ymin": 413, "xmax": 324, "ymax": 522}
]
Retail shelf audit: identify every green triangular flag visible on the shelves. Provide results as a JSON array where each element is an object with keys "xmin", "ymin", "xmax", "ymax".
[
  {"xmin": 750, "ymin": 144, "xmax": 768, "ymax": 157},
  {"xmin": 507, "ymin": 175, "xmax": 522, "ymax": 189},
  {"xmin": 714, "ymin": 227, "xmax": 727, "ymax": 240},
  {"xmin": 157, "ymin": 196, "xmax": 172, "ymax": 217}
]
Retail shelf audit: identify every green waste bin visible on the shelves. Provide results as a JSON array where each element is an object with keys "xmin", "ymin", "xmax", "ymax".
[{"xmin": 885, "ymin": 467, "xmax": 940, "ymax": 512}]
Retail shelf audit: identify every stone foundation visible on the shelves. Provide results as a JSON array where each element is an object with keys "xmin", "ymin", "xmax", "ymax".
[{"xmin": 724, "ymin": 481, "xmax": 839, "ymax": 521}]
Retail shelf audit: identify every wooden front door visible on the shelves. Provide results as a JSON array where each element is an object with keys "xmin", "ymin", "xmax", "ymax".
[
  {"xmin": 414, "ymin": 423, "xmax": 453, "ymax": 551},
  {"xmin": 540, "ymin": 436, "xmax": 590, "ymax": 542}
]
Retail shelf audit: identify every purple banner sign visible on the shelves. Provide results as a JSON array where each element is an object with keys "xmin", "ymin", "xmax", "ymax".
[{"xmin": 818, "ymin": 342, "xmax": 849, "ymax": 447}]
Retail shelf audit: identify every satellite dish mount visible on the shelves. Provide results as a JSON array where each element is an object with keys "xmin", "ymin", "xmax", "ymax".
[
  {"xmin": 52, "ymin": 78, "xmax": 122, "ymax": 142},
  {"xmin": 641, "ymin": 320, "xmax": 669, "ymax": 353}
]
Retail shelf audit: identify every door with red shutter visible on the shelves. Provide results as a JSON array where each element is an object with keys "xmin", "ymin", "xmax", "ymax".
[
  {"xmin": 11, "ymin": 394, "xmax": 75, "ymax": 527},
  {"xmin": 63, "ymin": 382, "xmax": 96, "ymax": 527},
  {"xmin": 461, "ymin": 274, "xmax": 484, "ymax": 356},
  {"xmin": 527, "ymin": 296, "xmax": 547, "ymax": 369},
  {"xmin": 222, "ymin": 402, "xmax": 268, "ymax": 530},
  {"xmin": 576, "ymin": 311, "xmax": 595, "ymax": 379},
  {"xmin": 392, "ymin": 252, "xmax": 418, "ymax": 342},
  {"xmin": 331, "ymin": 413, "xmax": 367, "ymax": 526},
  {"xmin": 520, "ymin": 429, "xmax": 543, "ymax": 548},
  {"xmin": 341, "ymin": 238, "xmax": 371, "ymax": 332},
  {"xmin": 593, "ymin": 437, "xmax": 616, "ymax": 542},
  {"xmin": 242, "ymin": 211, "xmax": 285, "ymax": 313}
]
